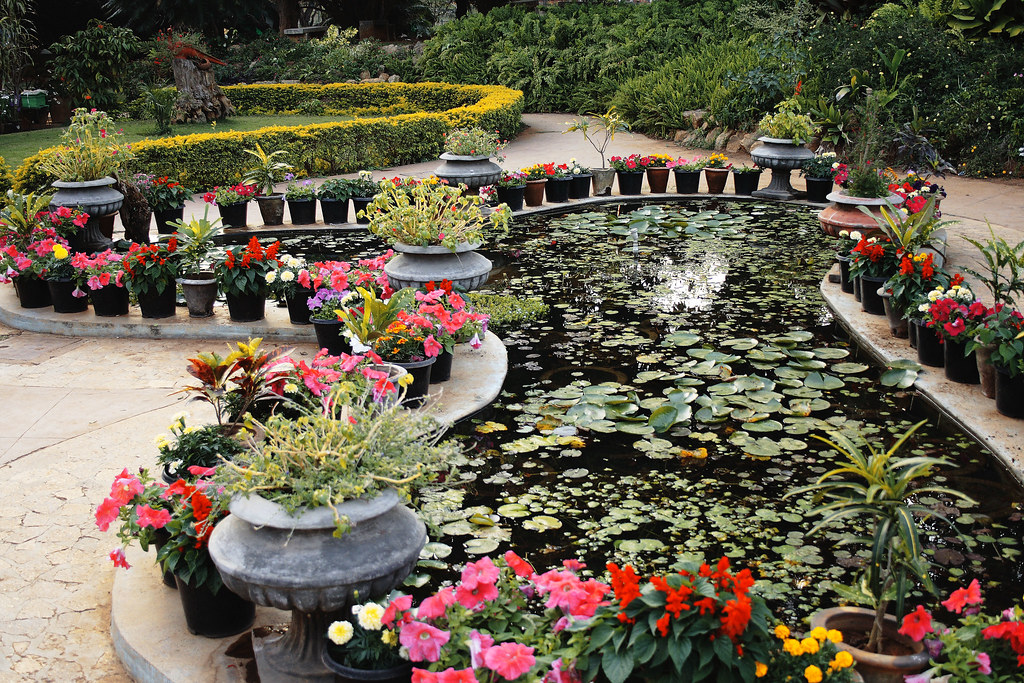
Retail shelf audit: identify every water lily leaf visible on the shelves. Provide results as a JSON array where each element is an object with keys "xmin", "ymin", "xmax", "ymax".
[
  {"xmin": 617, "ymin": 422, "xmax": 655, "ymax": 435},
  {"xmin": 475, "ymin": 421, "xmax": 508, "ymax": 434},
  {"xmin": 804, "ymin": 372, "xmax": 844, "ymax": 390},
  {"xmin": 403, "ymin": 573, "xmax": 431, "ymax": 588},
  {"xmin": 649, "ymin": 405, "xmax": 680, "ymax": 432},
  {"xmin": 465, "ymin": 538, "xmax": 501, "ymax": 554},
  {"xmin": 741, "ymin": 438, "xmax": 782, "ymax": 458},
  {"xmin": 421, "ymin": 542, "xmax": 452, "ymax": 559},
  {"xmin": 744, "ymin": 419, "xmax": 784, "ymax": 433},
  {"xmin": 664, "ymin": 331, "xmax": 701, "ymax": 346},
  {"xmin": 721, "ymin": 337, "xmax": 759, "ymax": 350},
  {"xmin": 833, "ymin": 363, "xmax": 869, "ymax": 374},
  {"xmin": 442, "ymin": 520, "xmax": 474, "ymax": 535},
  {"xmin": 497, "ymin": 504, "xmax": 530, "ymax": 518},
  {"xmin": 636, "ymin": 370, "xmax": 668, "ymax": 383},
  {"xmin": 618, "ymin": 538, "xmax": 667, "ymax": 553},
  {"xmin": 748, "ymin": 349, "xmax": 787, "ymax": 362},
  {"xmin": 881, "ymin": 360, "xmax": 921, "ymax": 388},
  {"xmin": 522, "ymin": 515, "xmax": 562, "ymax": 531},
  {"xmin": 812, "ymin": 348, "xmax": 851, "ymax": 359}
]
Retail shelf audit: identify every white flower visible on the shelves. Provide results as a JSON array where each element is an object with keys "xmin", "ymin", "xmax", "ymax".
[
  {"xmin": 357, "ymin": 603, "xmax": 384, "ymax": 631},
  {"xmin": 850, "ymin": 231, "xmax": 862, "ymax": 240},
  {"xmin": 399, "ymin": 646, "xmax": 410, "ymax": 661},
  {"xmin": 918, "ymin": 303, "xmax": 930, "ymax": 313},
  {"xmin": 281, "ymin": 270, "xmax": 295, "ymax": 282},
  {"xmin": 838, "ymin": 230, "xmax": 849, "ymax": 238},
  {"xmin": 265, "ymin": 271, "xmax": 277, "ymax": 284},
  {"xmin": 284, "ymin": 382, "xmax": 298, "ymax": 394},
  {"xmin": 327, "ymin": 620, "xmax": 354, "ymax": 645},
  {"xmin": 867, "ymin": 237, "xmax": 878, "ymax": 244}
]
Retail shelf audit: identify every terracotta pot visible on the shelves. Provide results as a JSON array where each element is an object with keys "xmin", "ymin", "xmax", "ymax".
[
  {"xmin": 818, "ymin": 192, "xmax": 903, "ymax": 238},
  {"xmin": 810, "ymin": 607, "xmax": 929, "ymax": 683},
  {"xmin": 524, "ymin": 179, "xmax": 546, "ymax": 207},
  {"xmin": 646, "ymin": 167, "xmax": 670, "ymax": 193},
  {"xmin": 703, "ymin": 168, "xmax": 729, "ymax": 194}
]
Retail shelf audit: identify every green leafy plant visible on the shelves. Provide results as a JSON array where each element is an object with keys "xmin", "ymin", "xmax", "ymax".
[
  {"xmin": 215, "ymin": 236, "xmax": 281, "ymax": 297},
  {"xmin": 48, "ymin": 19, "xmax": 142, "ymax": 110},
  {"xmin": 564, "ymin": 109, "xmax": 631, "ymax": 169},
  {"xmin": 143, "ymin": 85, "xmax": 176, "ymax": 135},
  {"xmin": 466, "ymin": 292, "xmax": 548, "ymax": 332},
  {"xmin": 0, "ymin": 189, "xmax": 53, "ymax": 249},
  {"xmin": 786, "ymin": 421, "xmax": 973, "ymax": 653},
  {"xmin": 36, "ymin": 108, "xmax": 133, "ymax": 182},
  {"xmin": 948, "ymin": 0, "xmax": 1024, "ymax": 38},
  {"xmin": 242, "ymin": 142, "xmax": 293, "ymax": 196},
  {"xmin": 216, "ymin": 385, "xmax": 462, "ymax": 536},
  {"xmin": 316, "ymin": 178, "xmax": 356, "ymax": 201},
  {"xmin": 758, "ymin": 99, "xmax": 816, "ymax": 144},
  {"xmin": 121, "ymin": 241, "xmax": 179, "ymax": 297},
  {"xmin": 166, "ymin": 207, "xmax": 223, "ymax": 274},
  {"xmin": 336, "ymin": 286, "xmax": 416, "ymax": 344},
  {"xmin": 443, "ymin": 127, "xmax": 506, "ymax": 159},
  {"xmin": 962, "ymin": 221, "xmax": 1024, "ymax": 307},
  {"xmin": 154, "ymin": 414, "xmax": 246, "ymax": 480}
]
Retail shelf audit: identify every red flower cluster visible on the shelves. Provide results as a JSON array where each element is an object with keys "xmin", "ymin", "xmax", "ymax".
[
  {"xmin": 223, "ymin": 236, "xmax": 281, "ymax": 271},
  {"xmin": 983, "ymin": 622, "xmax": 1024, "ymax": 666}
]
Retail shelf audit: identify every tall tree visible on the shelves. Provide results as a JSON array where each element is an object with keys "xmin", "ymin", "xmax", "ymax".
[{"xmin": 103, "ymin": 0, "xmax": 276, "ymax": 40}]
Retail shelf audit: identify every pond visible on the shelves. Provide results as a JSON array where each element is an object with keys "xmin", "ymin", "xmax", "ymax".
[{"xmin": 235, "ymin": 199, "xmax": 1024, "ymax": 622}]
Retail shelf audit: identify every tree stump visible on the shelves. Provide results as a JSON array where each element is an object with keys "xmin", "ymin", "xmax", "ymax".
[{"xmin": 171, "ymin": 57, "xmax": 235, "ymax": 124}]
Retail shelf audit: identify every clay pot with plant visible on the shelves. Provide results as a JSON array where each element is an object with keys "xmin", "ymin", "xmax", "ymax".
[
  {"xmin": 564, "ymin": 109, "xmax": 631, "ymax": 196},
  {"xmin": 788, "ymin": 421, "xmax": 974, "ymax": 683},
  {"xmin": 243, "ymin": 143, "xmax": 293, "ymax": 226}
]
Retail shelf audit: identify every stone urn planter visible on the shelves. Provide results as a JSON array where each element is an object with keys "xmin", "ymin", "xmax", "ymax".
[
  {"xmin": 433, "ymin": 153, "xmax": 501, "ymax": 191},
  {"xmin": 749, "ymin": 137, "xmax": 814, "ymax": 200},
  {"xmin": 49, "ymin": 177, "xmax": 124, "ymax": 253},
  {"xmin": 810, "ymin": 607, "xmax": 929, "ymax": 683},
  {"xmin": 818, "ymin": 192, "xmax": 903, "ymax": 238},
  {"xmin": 385, "ymin": 241, "xmax": 491, "ymax": 291},
  {"xmin": 209, "ymin": 490, "xmax": 426, "ymax": 683},
  {"xmin": 178, "ymin": 272, "xmax": 218, "ymax": 318}
]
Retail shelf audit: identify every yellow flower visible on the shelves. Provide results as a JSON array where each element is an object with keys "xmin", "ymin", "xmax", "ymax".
[
  {"xmin": 381, "ymin": 629, "xmax": 398, "ymax": 646},
  {"xmin": 804, "ymin": 665, "xmax": 823, "ymax": 683},
  {"xmin": 755, "ymin": 662, "xmax": 767, "ymax": 678},
  {"xmin": 774, "ymin": 624, "xmax": 791, "ymax": 640},
  {"xmin": 810, "ymin": 627, "xmax": 828, "ymax": 641},
  {"xmin": 801, "ymin": 637, "xmax": 820, "ymax": 655},
  {"xmin": 832, "ymin": 651, "xmax": 853, "ymax": 669},
  {"xmin": 327, "ymin": 620, "xmax": 353, "ymax": 645},
  {"xmin": 783, "ymin": 638, "xmax": 803, "ymax": 657},
  {"xmin": 53, "ymin": 244, "xmax": 69, "ymax": 260},
  {"xmin": 826, "ymin": 629, "xmax": 843, "ymax": 644}
]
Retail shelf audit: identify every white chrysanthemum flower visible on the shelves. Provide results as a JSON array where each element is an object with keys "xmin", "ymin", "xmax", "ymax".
[
  {"xmin": 398, "ymin": 646, "xmax": 410, "ymax": 661},
  {"xmin": 357, "ymin": 603, "xmax": 384, "ymax": 631},
  {"xmin": 838, "ymin": 230, "xmax": 849, "ymax": 238},
  {"xmin": 265, "ymin": 271, "xmax": 277, "ymax": 284},
  {"xmin": 281, "ymin": 270, "xmax": 295, "ymax": 282},
  {"xmin": 327, "ymin": 621, "xmax": 353, "ymax": 645},
  {"xmin": 918, "ymin": 303, "xmax": 930, "ymax": 313},
  {"xmin": 850, "ymin": 231, "xmax": 862, "ymax": 240}
]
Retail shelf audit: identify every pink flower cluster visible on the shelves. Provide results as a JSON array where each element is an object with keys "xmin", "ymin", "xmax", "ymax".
[
  {"xmin": 385, "ymin": 553, "xmax": 610, "ymax": 682},
  {"xmin": 73, "ymin": 249, "xmax": 125, "ymax": 290},
  {"xmin": 94, "ymin": 468, "xmax": 170, "ymax": 533},
  {"xmin": 271, "ymin": 348, "xmax": 400, "ymax": 402}
]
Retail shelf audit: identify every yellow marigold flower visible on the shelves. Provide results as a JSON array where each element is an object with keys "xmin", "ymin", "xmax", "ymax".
[
  {"xmin": 801, "ymin": 637, "xmax": 820, "ymax": 655},
  {"xmin": 826, "ymin": 629, "xmax": 843, "ymax": 644},
  {"xmin": 804, "ymin": 665, "xmax": 823, "ymax": 683},
  {"xmin": 774, "ymin": 624, "xmax": 791, "ymax": 640},
  {"xmin": 381, "ymin": 629, "xmax": 398, "ymax": 646},
  {"xmin": 755, "ymin": 662, "xmax": 767, "ymax": 678},
  {"xmin": 357, "ymin": 602, "xmax": 384, "ymax": 630},
  {"xmin": 833, "ymin": 650, "xmax": 853, "ymax": 668},
  {"xmin": 783, "ymin": 638, "xmax": 803, "ymax": 657},
  {"xmin": 327, "ymin": 620, "xmax": 353, "ymax": 645},
  {"xmin": 810, "ymin": 627, "xmax": 828, "ymax": 641}
]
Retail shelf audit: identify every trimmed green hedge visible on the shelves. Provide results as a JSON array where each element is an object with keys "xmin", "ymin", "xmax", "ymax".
[{"xmin": 14, "ymin": 82, "xmax": 524, "ymax": 192}]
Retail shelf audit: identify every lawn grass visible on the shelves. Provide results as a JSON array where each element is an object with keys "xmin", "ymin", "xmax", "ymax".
[{"xmin": 0, "ymin": 114, "xmax": 355, "ymax": 171}]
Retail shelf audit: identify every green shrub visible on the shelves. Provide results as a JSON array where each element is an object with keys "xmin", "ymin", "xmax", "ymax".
[
  {"xmin": 13, "ymin": 83, "xmax": 524, "ymax": 192},
  {"xmin": 611, "ymin": 39, "xmax": 761, "ymax": 133},
  {"xmin": 466, "ymin": 293, "xmax": 549, "ymax": 332},
  {"xmin": 0, "ymin": 155, "xmax": 13, "ymax": 195},
  {"xmin": 420, "ymin": 2, "xmax": 747, "ymax": 113},
  {"xmin": 48, "ymin": 19, "xmax": 143, "ymax": 111}
]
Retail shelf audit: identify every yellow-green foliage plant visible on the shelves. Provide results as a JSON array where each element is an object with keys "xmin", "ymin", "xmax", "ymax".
[
  {"xmin": 14, "ymin": 83, "xmax": 524, "ymax": 193},
  {"xmin": 0, "ymin": 156, "xmax": 13, "ymax": 195}
]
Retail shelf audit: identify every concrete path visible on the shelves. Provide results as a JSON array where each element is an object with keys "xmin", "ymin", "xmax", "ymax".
[{"xmin": 1, "ymin": 112, "xmax": 1023, "ymax": 681}]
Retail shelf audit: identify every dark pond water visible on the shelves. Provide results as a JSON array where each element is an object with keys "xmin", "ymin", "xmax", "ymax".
[{"xmin": 228, "ymin": 199, "xmax": 1024, "ymax": 621}]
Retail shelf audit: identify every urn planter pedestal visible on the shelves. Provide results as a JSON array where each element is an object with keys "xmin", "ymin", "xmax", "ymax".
[
  {"xmin": 818, "ymin": 192, "xmax": 903, "ymax": 238},
  {"xmin": 49, "ymin": 177, "xmax": 124, "ymax": 253},
  {"xmin": 384, "ymin": 241, "xmax": 491, "ymax": 292},
  {"xmin": 749, "ymin": 137, "xmax": 814, "ymax": 200},
  {"xmin": 433, "ymin": 153, "xmax": 501, "ymax": 191}
]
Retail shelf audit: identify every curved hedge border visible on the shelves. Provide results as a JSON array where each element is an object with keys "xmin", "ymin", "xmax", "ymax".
[{"xmin": 14, "ymin": 82, "xmax": 524, "ymax": 193}]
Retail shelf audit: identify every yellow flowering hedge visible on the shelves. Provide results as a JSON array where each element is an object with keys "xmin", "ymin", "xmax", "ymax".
[{"xmin": 13, "ymin": 82, "xmax": 524, "ymax": 192}]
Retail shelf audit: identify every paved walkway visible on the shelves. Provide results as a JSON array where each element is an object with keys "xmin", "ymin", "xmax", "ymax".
[{"xmin": 1, "ymin": 113, "xmax": 1023, "ymax": 681}]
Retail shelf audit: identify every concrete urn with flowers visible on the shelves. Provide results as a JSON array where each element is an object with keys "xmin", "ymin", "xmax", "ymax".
[{"xmin": 434, "ymin": 127, "xmax": 506, "ymax": 190}]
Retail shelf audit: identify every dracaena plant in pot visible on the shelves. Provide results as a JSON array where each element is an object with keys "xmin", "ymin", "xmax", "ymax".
[
  {"xmin": 563, "ymin": 108, "xmax": 630, "ymax": 196},
  {"xmin": 207, "ymin": 386, "xmax": 463, "ymax": 682},
  {"xmin": 242, "ymin": 142, "xmax": 293, "ymax": 226},
  {"xmin": 167, "ymin": 207, "xmax": 224, "ymax": 317},
  {"xmin": 787, "ymin": 420, "xmax": 973, "ymax": 682}
]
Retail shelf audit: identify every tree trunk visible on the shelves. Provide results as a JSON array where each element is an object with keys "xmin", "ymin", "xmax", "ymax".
[
  {"xmin": 171, "ymin": 58, "xmax": 236, "ymax": 124},
  {"xmin": 276, "ymin": 0, "xmax": 301, "ymax": 31}
]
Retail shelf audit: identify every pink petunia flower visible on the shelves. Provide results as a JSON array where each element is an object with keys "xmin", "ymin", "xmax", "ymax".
[
  {"xmin": 454, "ymin": 580, "xmax": 499, "ymax": 610},
  {"xmin": 483, "ymin": 642, "xmax": 536, "ymax": 680},
  {"xmin": 943, "ymin": 579, "xmax": 983, "ymax": 614},
  {"xmin": 136, "ymin": 505, "xmax": 172, "ymax": 529},
  {"xmin": 417, "ymin": 587, "xmax": 456, "ymax": 620},
  {"xmin": 109, "ymin": 547, "xmax": 131, "ymax": 569},
  {"xmin": 383, "ymin": 594, "xmax": 414, "ymax": 627},
  {"xmin": 399, "ymin": 620, "xmax": 450, "ymax": 662},
  {"xmin": 469, "ymin": 333, "xmax": 482, "ymax": 350},
  {"xmin": 95, "ymin": 497, "xmax": 121, "ymax": 531},
  {"xmin": 461, "ymin": 557, "xmax": 500, "ymax": 590},
  {"xmin": 467, "ymin": 629, "xmax": 494, "ymax": 669},
  {"xmin": 975, "ymin": 651, "xmax": 992, "ymax": 675},
  {"xmin": 109, "ymin": 468, "xmax": 144, "ymax": 505},
  {"xmin": 424, "ymin": 335, "xmax": 442, "ymax": 358}
]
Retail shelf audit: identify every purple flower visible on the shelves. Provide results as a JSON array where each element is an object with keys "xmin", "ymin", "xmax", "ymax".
[{"xmin": 284, "ymin": 173, "xmax": 295, "ymax": 181}]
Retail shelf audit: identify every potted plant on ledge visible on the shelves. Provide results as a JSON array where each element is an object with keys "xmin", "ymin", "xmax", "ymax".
[
  {"xmin": 122, "ymin": 241, "xmax": 180, "ymax": 318},
  {"xmin": 789, "ymin": 421, "xmax": 973, "ymax": 683},
  {"xmin": 284, "ymin": 174, "xmax": 317, "ymax": 225},
  {"xmin": 167, "ymin": 207, "xmax": 223, "ymax": 318},
  {"xmin": 203, "ymin": 183, "xmax": 255, "ymax": 229},
  {"xmin": 316, "ymin": 178, "xmax": 354, "ymax": 225},
  {"xmin": 143, "ymin": 175, "xmax": 193, "ymax": 235},
  {"xmin": 242, "ymin": 142, "xmax": 292, "ymax": 226},
  {"xmin": 363, "ymin": 176, "xmax": 511, "ymax": 291},
  {"xmin": 215, "ymin": 236, "xmax": 282, "ymax": 322},
  {"xmin": 801, "ymin": 152, "xmax": 840, "ymax": 203},
  {"xmin": 609, "ymin": 154, "xmax": 644, "ymax": 195},
  {"xmin": 208, "ymin": 386, "xmax": 463, "ymax": 682},
  {"xmin": 434, "ymin": 127, "xmax": 506, "ymax": 190},
  {"xmin": 750, "ymin": 97, "xmax": 815, "ymax": 200},
  {"xmin": 495, "ymin": 170, "xmax": 527, "ymax": 211},
  {"xmin": 564, "ymin": 108, "xmax": 631, "ymax": 196}
]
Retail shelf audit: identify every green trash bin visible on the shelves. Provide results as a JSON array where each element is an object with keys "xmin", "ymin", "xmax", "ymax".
[{"xmin": 20, "ymin": 90, "xmax": 46, "ymax": 109}]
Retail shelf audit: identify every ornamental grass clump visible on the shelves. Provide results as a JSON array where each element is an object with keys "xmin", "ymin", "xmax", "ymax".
[
  {"xmin": 217, "ymin": 386, "xmax": 462, "ymax": 536},
  {"xmin": 363, "ymin": 177, "xmax": 510, "ymax": 252}
]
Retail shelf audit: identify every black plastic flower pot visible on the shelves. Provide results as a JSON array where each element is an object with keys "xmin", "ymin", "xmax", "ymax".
[
  {"xmin": 285, "ymin": 286, "xmax": 315, "ymax": 325},
  {"xmin": 154, "ymin": 206, "xmax": 185, "ymax": 235},
  {"xmin": 568, "ymin": 175, "xmax": 592, "ymax": 199},
  {"xmin": 175, "ymin": 575, "xmax": 255, "ymax": 638},
  {"xmin": 288, "ymin": 198, "xmax": 317, "ymax": 225},
  {"xmin": 496, "ymin": 185, "xmax": 526, "ymax": 211},
  {"xmin": 995, "ymin": 364, "xmax": 1024, "ymax": 418},
  {"xmin": 225, "ymin": 291, "xmax": 266, "ymax": 322},
  {"xmin": 545, "ymin": 177, "xmax": 571, "ymax": 203},
  {"xmin": 805, "ymin": 177, "xmax": 833, "ymax": 203},
  {"xmin": 859, "ymin": 275, "xmax": 887, "ymax": 316},
  {"xmin": 943, "ymin": 337, "xmax": 979, "ymax": 384},
  {"xmin": 89, "ymin": 284, "xmax": 129, "ymax": 317},
  {"xmin": 352, "ymin": 197, "xmax": 373, "ymax": 224},
  {"xmin": 429, "ymin": 348, "xmax": 453, "ymax": 383},
  {"xmin": 312, "ymin": 319, "xmax": 347, "ymax": 356},
  {"xmin": 913, "ymin": 319, "xmax": 944, "ymax": 367},
  {"xmin": 46, "ymin": 278, "xmax": 89, "ymax": 313},
  {"xmin": 732, "ymin": 171, "xmax": 761, "ymax": 196},
  {"xmin": 393, "ymin": 357, "xmax": 436, "ymax": 407},
  {"xmin": 836, "ymin": 255, "xmax": 853, "ymax": 294},
  {"xmin": 616, "ymin": 171, "xmax": 644, "ymax": 195},
  {"xmin": 138, "ymin": 287, "xmax": 177, "ymax": 319},
  {"xmin": 673, "ymin": 169, "xmax": 700, "ymax": 194},
  {"xmin": 218, "ymin": 202, "xmax": 248, "ymax": 229},
  {"xmin": 14, "ymin": 275, "xmax": 52, "ymax": 308},
  {"xmin": 320, "ymin": 198, "xmax": 350, "ymax": 224}
]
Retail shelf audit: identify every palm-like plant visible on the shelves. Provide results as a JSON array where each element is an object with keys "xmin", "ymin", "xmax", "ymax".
[
  {"xmin": 242, "ymin": 143, "xmax": 293, "ymax": 196},
  {"xmin": 166, "ymin": 206, "xmax": 223, "ymax": 274},
  {"xmin": 962, "ymin": 220, "xmax": 1024, "ymax": 307},
  {"xmin": 786, "ymin": 420, "xmax": 974, "ymax": 653},
  {"xmin": 859, "ymin": 194, "xmax": 951, "ymax": 254},
  {"xmin": 0, "ymin": 190, "xmax": 53, "ymax": 249}
]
